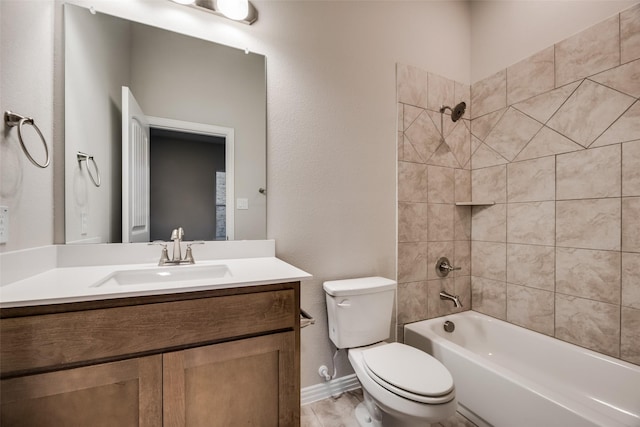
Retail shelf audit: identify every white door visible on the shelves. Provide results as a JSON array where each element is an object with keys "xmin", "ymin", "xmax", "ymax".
[{"xmin": 122, "ymin": 87, "xmax": 150, "ymax": 243}]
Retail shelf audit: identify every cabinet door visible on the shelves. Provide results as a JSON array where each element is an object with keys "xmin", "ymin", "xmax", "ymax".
[
  {"xmin": 0, "ymin": 355, "xmax": 162, "ymax": 427},
  {"xmin": 163, "ymin": 331, "xmax": 298, "ymax": 427}
]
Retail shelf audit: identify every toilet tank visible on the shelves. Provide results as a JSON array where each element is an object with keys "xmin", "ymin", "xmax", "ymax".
[{"xmin": 323, "ymin": 277, "xmax": 396, "ymax": 349}]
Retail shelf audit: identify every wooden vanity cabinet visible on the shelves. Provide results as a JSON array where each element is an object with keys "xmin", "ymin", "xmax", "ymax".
[{"xmin": 0, "ymin": 282, "xmax": 301, "ymax": 427}]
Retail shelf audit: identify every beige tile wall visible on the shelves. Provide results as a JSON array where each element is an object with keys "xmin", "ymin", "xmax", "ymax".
[
  {"xmin": 396, "ymin": 3, "xmax": 640, "ymax": 365},
  {"xmin": 468, "ymin": 3, "xmax": 640, "ymax": 364},
  {"xmin": 396, "ymin": 64, "xmax": 472, "ymax": 341}
]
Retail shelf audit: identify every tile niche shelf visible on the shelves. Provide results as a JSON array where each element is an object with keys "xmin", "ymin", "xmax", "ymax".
[{"xmin": 454, "ymin": 201, "xmax": 496, "ymax": 206}]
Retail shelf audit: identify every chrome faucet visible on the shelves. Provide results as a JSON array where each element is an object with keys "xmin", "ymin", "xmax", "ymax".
[
  {"xmin": 149, "ymin": 227, "xmax": 204, "ymax": 266},
  {"xmin": 440, "ymin": 291, "xmax": 463, "ymax": 308},
  {"xmin": 171, "ymin": 227, "xmax": 184, "ymax": 262}
]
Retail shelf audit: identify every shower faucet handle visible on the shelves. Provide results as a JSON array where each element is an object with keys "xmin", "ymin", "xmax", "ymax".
[{"xmin": 436, "ymin": 257, "xmax": 461, "ymax": 277}]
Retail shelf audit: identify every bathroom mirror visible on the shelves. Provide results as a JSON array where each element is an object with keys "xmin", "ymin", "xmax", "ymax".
[{"xmin": 64, "ymin": 4, "xmax": 266, "ymax": 244}]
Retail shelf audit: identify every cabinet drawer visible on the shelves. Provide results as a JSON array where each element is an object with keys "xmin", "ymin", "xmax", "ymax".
[{"xmin": 1, "ymin": 289, "xmax": 295, "ymax": 377}]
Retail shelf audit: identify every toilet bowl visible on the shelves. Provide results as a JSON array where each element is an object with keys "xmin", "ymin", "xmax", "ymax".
[
  {"xmin": 323, "ymin": 277, "xmax": 457, "ymax": 427},
  {"xmin": 349, "ymin": 343, "xmax": 456, "ymax": 427}
]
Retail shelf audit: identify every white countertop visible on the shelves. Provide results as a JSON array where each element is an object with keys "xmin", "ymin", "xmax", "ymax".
[
  {"xmin": 0, "ymin": 257, "xmax": 311, "ymax": 308},
  {"xmin": 0, "ymin": 242, "xmax": 312, "ymax": 308}
]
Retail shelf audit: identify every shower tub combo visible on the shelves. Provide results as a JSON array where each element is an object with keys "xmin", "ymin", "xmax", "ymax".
[{"xmin": 404, "ymin": 311, "xmax": 640, "ymax": 427}]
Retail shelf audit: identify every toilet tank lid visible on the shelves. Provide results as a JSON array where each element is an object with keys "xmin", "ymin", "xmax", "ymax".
[{"xmin": 323, "ymin": 277, "xmax": 396, "ymax": 296}]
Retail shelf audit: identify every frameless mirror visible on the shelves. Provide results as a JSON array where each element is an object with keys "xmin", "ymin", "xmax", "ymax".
[{"xmin": 64, "ymin": 4, "xmax": 266, "ymax": 244}]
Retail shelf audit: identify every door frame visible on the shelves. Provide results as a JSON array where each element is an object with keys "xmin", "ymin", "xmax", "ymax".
[{"xmin": 147, "ymin": 116, "xmax": 235, "ymax": 241}]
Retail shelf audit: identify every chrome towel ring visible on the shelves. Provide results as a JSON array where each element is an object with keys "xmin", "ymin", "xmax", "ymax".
[
  {"xmin": 4, "ymin": 111, "xmax": 50, "ymax": 169},
  {"xmin": 77, "ymin": 151, "xmax": 101, "ymax": 187}
]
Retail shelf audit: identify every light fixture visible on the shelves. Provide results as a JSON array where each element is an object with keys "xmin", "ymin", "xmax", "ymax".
[
  {"xmin": 170, "ymin": 0, "xmax": 258, "ymax": 25},
  {"xmin": 216, "ymin": 0, "xmax": 248, "ymax": 21}
]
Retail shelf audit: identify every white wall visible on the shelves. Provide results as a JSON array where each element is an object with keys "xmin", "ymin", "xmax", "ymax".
[
  {"xmin": 471, "ymin": 0, "xmax": 637, "ymax": 82},
  {"xmin": 64, "ymin": 5, "xmax": 131, "ymax": 244},
  {"xmin": 0, "ymin": 0, "xmax": 54, "ymax": 252},
  {"xmin": 2, "ymin": 0, "xmax": 636, "ymax": 389}
]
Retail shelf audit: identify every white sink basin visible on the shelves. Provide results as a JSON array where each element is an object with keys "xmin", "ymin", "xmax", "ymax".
[{"xmin": 93, "ymin": 264, "xmax": 231, "ymax": 287}]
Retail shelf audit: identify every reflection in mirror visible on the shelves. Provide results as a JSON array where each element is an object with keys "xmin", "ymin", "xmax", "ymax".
[{"xmin": 64, "ymin": 4, "xmax": 266, "ymax": 244}]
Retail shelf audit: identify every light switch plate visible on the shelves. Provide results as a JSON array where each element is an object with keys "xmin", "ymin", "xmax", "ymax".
[
  {"xmin": 237, "ymin": 198, "xmax": 249, "ymax": 210},
  {"xmin": 0, "ymin": 206, "xmax": 8, "ymax": 244}
]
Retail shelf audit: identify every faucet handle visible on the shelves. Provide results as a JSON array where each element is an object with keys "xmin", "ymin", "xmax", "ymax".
[
  {"xmin": 149, "ymin": 241, "xmax": 170, "ymax": 265},
  {"xmin": 183, "ymin": 241, "xmax": 204, "ymax": 264},
  {"xmin": 436, "ymin": 257, "xmax": 461, "ymax": 277}
]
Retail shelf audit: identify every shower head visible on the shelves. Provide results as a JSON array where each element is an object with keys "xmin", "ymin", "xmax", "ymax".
[{"xmin": 439, "ymin": 102, "xmax": 467, "ymax": 122}]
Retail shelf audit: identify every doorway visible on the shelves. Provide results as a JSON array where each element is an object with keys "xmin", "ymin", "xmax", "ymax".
[
  {"xmin": 149, "ymin": 128, "xmax": 226, "ymax": 241},
  {"xmin": 147, "ymin": 116, "xmax": 235, "ymax": 242}
]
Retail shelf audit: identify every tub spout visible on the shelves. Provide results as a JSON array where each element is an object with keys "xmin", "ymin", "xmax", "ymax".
[{"xmin": 440, "ymin": 291, "xmax": 463, "ymax": 308}]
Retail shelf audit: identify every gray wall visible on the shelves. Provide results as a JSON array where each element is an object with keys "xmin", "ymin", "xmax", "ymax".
[{"xmin": 149, "ymin": 130, "xmax": 225, "ymax": 242}]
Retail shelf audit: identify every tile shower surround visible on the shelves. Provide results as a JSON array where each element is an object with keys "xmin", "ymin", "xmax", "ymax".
[{"xmin": 397, "ymin": 3, "xmax": 640, "ymax": 365}]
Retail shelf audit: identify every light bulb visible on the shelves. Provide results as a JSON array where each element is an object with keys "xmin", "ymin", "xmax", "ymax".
[{"xmin": 217, "ymin": 0, "xmax": 249, "ymax": 20}]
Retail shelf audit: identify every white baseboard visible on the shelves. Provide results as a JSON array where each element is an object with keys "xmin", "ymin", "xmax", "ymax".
[{"xmin": 301, "ymin": 374, "xmax": 361, "ymax": 406}]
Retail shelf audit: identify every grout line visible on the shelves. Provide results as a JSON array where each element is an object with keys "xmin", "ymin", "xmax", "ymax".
[
  {"xmin": 619, "ymin": 141, "xmax": 623, "ymax": 355},
  {"xmin": 554, "ymin": 151, "xmax": 558, "ymax": 338},
  {"xmin": 618, "ymin": 12, "xmax": 622, "ymax": 67}
]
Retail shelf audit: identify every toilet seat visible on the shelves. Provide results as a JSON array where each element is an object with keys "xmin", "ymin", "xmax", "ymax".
[{"xmin": 362, "ymin": 343, "xmax": 454, "ymax": 404}]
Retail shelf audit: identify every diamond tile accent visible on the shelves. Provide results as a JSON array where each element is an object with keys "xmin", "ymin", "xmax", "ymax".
[
  {"xmin": 404, "ymin": 111, "xmax": 442, "ymax": 162},
  {"xmin": 470, "ymin": 108, "xmax": 506, "ymax": 141},
  {"xmin": 403, "ymin": 104, "xmax": 423, "ymax": 130},
  {"xmin": 471, "ymin": 142, "xmax": 508, "ymax": 169},
  {"xmin": 592, "ymin": 100, "xmax": 640, "ymax": 147},
  {"xmin": 515, "ymin": 126, "xmax": 583, "ymax": 161},
  {"xmin": 513, "ymin": 81, "xmax": 580, "ymax": 124},
  {"xmin": 484, "ymin": 108, "xmax": 543, "ymax": 161},
  {"xmin": 547, "ymin": 80, "xmax": 635, "ymax": 148},
  {"xmin": 402, "ymin": 135, "xmax": 422, "ymax": 163},
  {"xmin": 471, "ymin": 134, "xmax": 482, "ymax": 155},
  {"xmin": 427, "ymin": 142, "xmax": 461, "ymax": 168},
  {"xmin": 590, "ymin": 59, "xmax": 640, "ymax": 99},
  {"xmin": 446, "ymin": 120, "xmax": 471, "ymax": 169},
  {"xmin": 427, "ymin": 110, "xmax": 457, "ymax": 140}
]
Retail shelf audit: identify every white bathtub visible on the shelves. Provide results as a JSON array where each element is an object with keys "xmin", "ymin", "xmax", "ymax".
[{"xmin": 404, "ymin": 311, "xmax": 640, "ymax": 427}]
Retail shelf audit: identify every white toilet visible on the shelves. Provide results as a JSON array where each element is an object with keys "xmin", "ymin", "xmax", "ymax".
[{"xmin": 323, "ymin": 277, "xmax": 457, "ymax": 427}]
